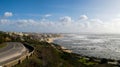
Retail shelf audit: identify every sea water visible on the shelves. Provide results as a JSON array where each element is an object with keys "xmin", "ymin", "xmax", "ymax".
[{"xmin": 53, "ymin": 34, "xmax": 120, "ymax": 60}]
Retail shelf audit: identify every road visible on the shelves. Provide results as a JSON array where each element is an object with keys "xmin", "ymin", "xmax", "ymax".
[{"xmin": 0, "ymin": 42, "xmax": 28, "ymax": 65}]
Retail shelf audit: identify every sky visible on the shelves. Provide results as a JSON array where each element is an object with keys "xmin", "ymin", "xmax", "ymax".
[{"xmin": 0, "ymin": 0, "xmax": 120, "ymax": 33}]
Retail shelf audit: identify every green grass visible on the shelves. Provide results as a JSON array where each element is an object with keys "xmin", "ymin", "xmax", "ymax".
[
  {"xmin": 78, "ymin": 57, "xmax": 97, "ymax": 66},
  {"xmin": 15, "ymin": 42, "xmax": 84, "ymax": 67},
  {"xmin": 14, "ymin": 42, "xmax": 116, "ymax": 67},
  {"xmin": 0, "ymin": 43, "xmax": 7, "ymax": 48}
]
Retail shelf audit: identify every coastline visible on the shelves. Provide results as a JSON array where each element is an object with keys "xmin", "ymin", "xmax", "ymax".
[
  {"xmin": 46, "ymin": 37, "xmax": 120, "ymax": 65},
  {"xmin": 47, "ymin": 36, "xmax": 72, "ymax": 53},
  {"xmin": 46, "ymin": 36, "xmax": 63, "ymax": 43}
]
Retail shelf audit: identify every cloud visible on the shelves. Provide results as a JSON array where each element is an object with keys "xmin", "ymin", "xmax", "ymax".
[
  {"xmin": 60, "ymin": 16, "xmax": 72, "ymax": 22},
  {"xmin": 16, "ymin": 19, "xmax": 38, "ymax": 27},
  {"xmin": 0, "ymin": 19, "xmax": 10, "ymax": 24},
  {"xmin": 2, "ymin": 14, "xmax": 120, "ymax": 33},
  {"xmin": 44, "ymin": 14, "xmax": 52, "ymax": 17},
  {"xmin": 4, "ymin": 12, "xmax": 13, "ymax": 17},
  {"xmin": 79, "ymin": 15, "xmax": 88, "ymax": 20}
]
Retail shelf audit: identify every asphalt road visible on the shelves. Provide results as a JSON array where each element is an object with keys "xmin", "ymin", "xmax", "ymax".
[{"xmin": 0, "ymin": 42, "xmax": 28, "ymax": 65}]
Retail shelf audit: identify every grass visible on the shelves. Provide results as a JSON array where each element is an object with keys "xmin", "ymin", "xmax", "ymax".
[
  {"xmin": 14, "ymin": 42, "xmax": 116, "ymax": 67},
  {"xmin": 78, "ymin": 57, "xmax": 97, "ymax": 66},
  {"xmin": 15, "ymin": 42, "xmax": 84, "ymax": 67},
  {"xmin": 0, "ymin": 43, "xmax": 7, "ymax": 48}
]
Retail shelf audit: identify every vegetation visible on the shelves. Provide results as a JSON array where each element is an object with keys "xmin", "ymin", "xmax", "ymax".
[
  {"xmin": 0, "ymin": 43, "xmax": 7, "ymax": 48},
  {"xmin": 78, "ymin": 57, "xmax": 97, "ymax": 66},
  {"xmin": 0, "ymin": 31, "xmax": 11, "ymax": 43},
  {"xmin": 14, "ymin": 42, "xmax": 86, "ymax": 67},
  {"xmin": 0, "ymin": 31, "xmax": 116, "ymax": 67},
  {"xmin": 14, "ymin": 41, "xmax": 112, "ymax": 67}
]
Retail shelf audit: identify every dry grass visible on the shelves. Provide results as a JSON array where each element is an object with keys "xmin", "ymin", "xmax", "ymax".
[{"xmin": 0, "ymin": 43, "xmax": 7, "ymax": 48}]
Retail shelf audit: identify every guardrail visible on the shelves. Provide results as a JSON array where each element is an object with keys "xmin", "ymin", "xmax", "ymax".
[{"xmin": 2, "ymin": 43, "xmax": 34, "ymax": 67}]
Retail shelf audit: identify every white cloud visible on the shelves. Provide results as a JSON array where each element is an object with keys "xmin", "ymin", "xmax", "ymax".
[
  {"xmin": 79, "ymin": 15, "xmax": 88, "ymax": 20},
  {"xmin": 16, "ymin": 19, "xmax": 38, "ymax": 27},
  {"xmin": 2, "ymin": 14, "xmax": 120, "ymax": 33},
  {"xmin": 0, "ymin": 19, "xmax": 10, "ymax": 24},
  {"xmin": 60, "ymin": 16, "xmax": 72, "ymax": 22},
  {"xmin": 44, "ymin": 14, "xmax": 52, "ymax": 17},
  {"xmin": 4, "ymin": 12, "xmax": 13, "ymax": 17}
]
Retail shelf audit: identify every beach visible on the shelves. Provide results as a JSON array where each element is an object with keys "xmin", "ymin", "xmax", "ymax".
[{"xmin": 47, "ymin": 36, "xmax": 72, "ymax": 53}]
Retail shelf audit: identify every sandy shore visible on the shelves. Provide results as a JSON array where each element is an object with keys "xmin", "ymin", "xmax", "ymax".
[
  {"xmin": 46, "ymin": 37, "xmax": 120, "ymax": 65},
  {"xmin": 47, "ymin": 36, "xmax": 63, "ymax": 43},
  {"xmin": 47, "ymin": 38, "xmax": 54, "ymax": 43},
  {"xmin": 47, "ymin": 37, "xmax": 72, "ymax": 53},
  {"xmin": 60, "ymin": 46, "xmax": 72, "ymax": 53}
]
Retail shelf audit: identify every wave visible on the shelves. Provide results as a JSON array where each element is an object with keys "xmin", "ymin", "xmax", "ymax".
[{"xmin": 53, "ymin": 34, "xmax": 120, "ymax": 60}]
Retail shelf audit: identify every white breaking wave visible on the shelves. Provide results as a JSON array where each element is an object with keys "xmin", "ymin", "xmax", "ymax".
[{"xmin": 54, "ymin": 34, "xmax": 120, "ymax": 60}]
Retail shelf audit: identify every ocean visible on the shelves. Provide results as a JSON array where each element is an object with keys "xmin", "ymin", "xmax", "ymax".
[{"xmin": 53, "ymin": 34, "xmax": 120, "ymax": 60}]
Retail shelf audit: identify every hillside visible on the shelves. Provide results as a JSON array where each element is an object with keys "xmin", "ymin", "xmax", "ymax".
[
  {"xmin": 14, "ymin": 42, "xmax": 115, "ymax": 67},
  {"xmin": 0, "ymin": 31, "xmax": 116, "ymax": 67}
]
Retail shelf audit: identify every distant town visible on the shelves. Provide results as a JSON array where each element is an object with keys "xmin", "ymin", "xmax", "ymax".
[
  {"xmin": 0, "ymin": 31, "xmax": 62, "ymax": 43},
  {"xmin": 0, "ymin": 31, "xmax": 119, "ymax": 67}
]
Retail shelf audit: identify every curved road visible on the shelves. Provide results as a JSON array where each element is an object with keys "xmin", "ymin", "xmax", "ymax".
[{"xmin": 0, "ymin": 42, "xmax": 28, "ymax": 65}]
